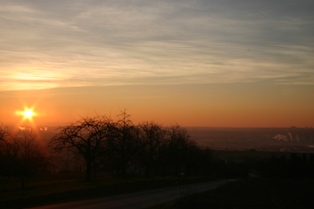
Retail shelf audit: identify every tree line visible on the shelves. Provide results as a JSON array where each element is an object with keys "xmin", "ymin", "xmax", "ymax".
[
  {"xmin": 49, "ymin": 112, "xmax": 214, "ymax": 181},
  {"xmin": 0, "ymin": 129, "xmax": 50, "ymax": 190},
  {"xmin": 0, "ymin": 112, "xmax": 215, "ymax": 182},
  {"xmin": 2, "ymin": 112, "xmax": 314, "ymax": 183},
  {"xmin": 249, "ymin": 153, "xmax": 314, "ymax": 179}
]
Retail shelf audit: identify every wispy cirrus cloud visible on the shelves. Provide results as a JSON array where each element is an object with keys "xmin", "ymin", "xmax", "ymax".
[{"xmin": 0, "ymin": 0, "xmax": 313, "ymax": 91}]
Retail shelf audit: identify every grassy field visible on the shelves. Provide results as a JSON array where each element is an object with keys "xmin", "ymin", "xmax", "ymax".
[
  {"xmin": 0, "ymin": 174, "xmax": 212, "ymax": 209},
  {"xmin": 150, "ymin": 178, "xmax": 314, "ymax": 209}
]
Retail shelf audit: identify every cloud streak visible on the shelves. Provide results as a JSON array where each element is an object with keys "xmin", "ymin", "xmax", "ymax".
[{"xmin": 1, "ymin": 0, "xmax": 314, "ymax": 91}]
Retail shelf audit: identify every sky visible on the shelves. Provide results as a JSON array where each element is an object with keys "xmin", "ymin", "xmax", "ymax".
[{"xmin": 1, "ymin": 0, "xmax": 314, "ymax": 127}]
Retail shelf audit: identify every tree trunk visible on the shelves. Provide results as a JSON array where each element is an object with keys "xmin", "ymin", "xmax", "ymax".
[
  {"xmin": 145, "ymin": 164, "xmax": 151, "ymax": 178},
  {"xmin": 85, "ymin": 159, "xmax": 92, "ymax": 181}
]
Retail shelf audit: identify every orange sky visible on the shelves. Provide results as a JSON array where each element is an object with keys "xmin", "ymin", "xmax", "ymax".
[{"xmin": 1, "ymin": 83, "xmax": 313, "ymax": 128}]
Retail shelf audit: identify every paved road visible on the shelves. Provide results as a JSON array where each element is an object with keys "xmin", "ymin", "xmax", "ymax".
[{"xmin": 28, "ymin": 180, "xmax": 228, "ymax": 209}]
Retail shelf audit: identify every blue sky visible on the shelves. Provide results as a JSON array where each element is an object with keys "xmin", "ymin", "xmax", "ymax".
[{"xmin": 1, "ymin": 0, "xmax": 314, "ymax": 91}]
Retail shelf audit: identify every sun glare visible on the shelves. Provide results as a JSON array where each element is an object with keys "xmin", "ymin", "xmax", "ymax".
[
  {"xmin": 16, "ymin": 106, "xmax": 37, "ymax": 122},
  {"xmin": 23, "ymin": 109, "xmax": 34, "ymax": 119}
]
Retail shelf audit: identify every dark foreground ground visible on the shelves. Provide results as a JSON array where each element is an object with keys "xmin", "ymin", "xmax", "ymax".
[
  {"xmin": 152, "ymin": 178, "xmax": 314, "ymax": 209},
  {"xmin": 28, "ymin": 180, "xmax": 228, "ymax": 209},
  {"xmin": 0, "ymin": 176, "xmax": 214, "ymax": 209}
]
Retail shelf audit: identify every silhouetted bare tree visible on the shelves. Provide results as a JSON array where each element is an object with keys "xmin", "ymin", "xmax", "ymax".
[
  {"xmin": 0, "ymin": 129, "xmax": 8, "ymax": 176},
  {"xmin": 106, "ymin": 111, "xmax": 139, "ymax": 177},
  {"xmin": 136, "ymin": 121, "xmax": 165, "ymax": 177},
  {"xmin": 166, "ymin": 125, "xmax": 196, "ymax": 176},
  {"xmin": 48, "ymin": 112, "xmax": 218, "ymax": 178},
  {"xmin": 50, "ymin": 116, "xmax": 108, "ymax": 181},
  {"xmin": 0, "ymin": 130, "xmax": 50, "ymax": 190},
  {"xmin": 0, "ymin": 129, "xmax": 6, "ymax": 142}
]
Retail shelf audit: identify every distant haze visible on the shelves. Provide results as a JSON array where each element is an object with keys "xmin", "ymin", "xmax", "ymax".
[{"xmin": 187, "ymin": 127, "xmax": 314, "ymax": 152}]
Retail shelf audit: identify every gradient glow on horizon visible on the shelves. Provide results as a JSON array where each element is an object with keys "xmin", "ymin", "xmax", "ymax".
[{"xmin": 1, "ymin": 0, "xmax": 314, "ymax": 127}]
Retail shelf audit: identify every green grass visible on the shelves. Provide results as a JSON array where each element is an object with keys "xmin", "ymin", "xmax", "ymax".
[
  {"xmin": 0, "ymin": 174, "xmax": 213, "ymax": 209},
  {"xmin": 150, "ymin": 179, "xmax": 314, "ymax": 209}
]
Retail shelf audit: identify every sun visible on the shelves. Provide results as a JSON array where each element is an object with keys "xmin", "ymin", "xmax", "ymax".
[
  {"xmin": 16, "ymin": 106, "xmax": 37, "ymax": 122},
  {"xmin": 23, "ymin": 109, "xmax": 34, "ymax": 119}
]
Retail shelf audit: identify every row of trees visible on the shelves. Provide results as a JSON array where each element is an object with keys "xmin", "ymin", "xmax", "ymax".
[
  {"xmin": 50, "ymin": 112, "xmax": 213, "ymax": 181},
  {"xmin": 0, "ymin": 112, "xmax": 215, "ymax": 182},
  {"xmin": 250, "ymin": 153, "xmax": 314, "ymax": 179},
  {"xmin": 0, "ymin": 130, "xmax": 50, "ymax": 189},
  {"xmin": 3, "ymin": 112, "xmax": 314, "ymax": 184}
]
